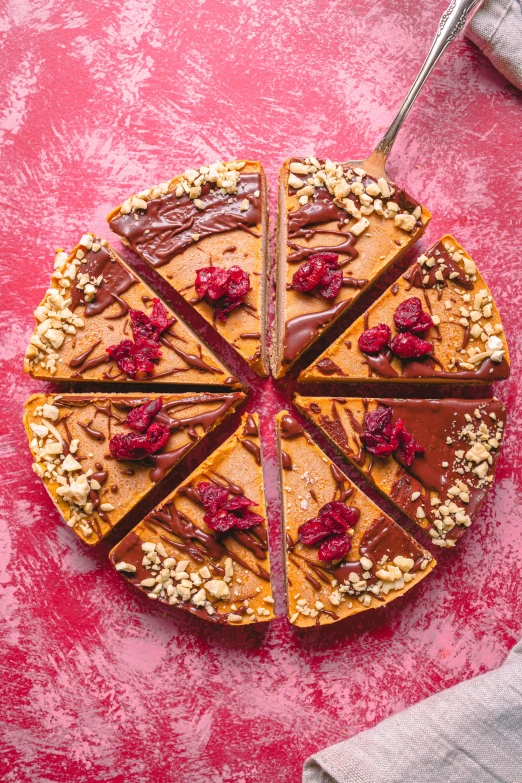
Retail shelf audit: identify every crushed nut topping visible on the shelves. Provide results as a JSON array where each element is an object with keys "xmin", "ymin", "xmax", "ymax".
[
  {"xmin": 25, "ymin": 235, "xmax": 105, "ymax": 374},
  {"xmin": 288, "ymin": 157, "xmax": 421, "ymax": 233},
  {"xmin": 120, "ymin": 541, "xmax": 269, "ymax": 623},
  {"xmin": 29, "ymin": 400, "xmax": 110, "ymax": 538},
  {"xmin": 425, "ymin": 403, "xmax": 505, "ymax": 547},
  {"xmin": 117, "ymin": 160, "xmax": 247, "ymax": 216}
]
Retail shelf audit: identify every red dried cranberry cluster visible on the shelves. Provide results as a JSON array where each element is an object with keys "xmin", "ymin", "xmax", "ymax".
[
  {"xmin": 362, "ymin": 407, "xmax": 424, "ymax": 466},
  {"xmin": 358, "ymin": 297, "xmax": 434, "ymax": 359},
  {"xmin": 198, "ymin": 481, "xmax": 264, "ymax": 533},
  {"xmin": 106, "ymin": 299, "xmax": 173, "ymax": 378},
  {"xmin": 292, "ymin": 252, "xmax": 343, "ymax": 300},
  {"xmin": 109, "ymin": 397, "xmax": 170, "ymax": 461},
  {"xmin": 195, "ymin": 265, "xmax": 250, "ymax": 321},
  {"xmin": 297, "ymin": 501, "xmax": 359, "ymax": 562}
]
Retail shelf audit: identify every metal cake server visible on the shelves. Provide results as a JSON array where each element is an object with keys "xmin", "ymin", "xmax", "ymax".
[{"xmin": 350, "ymin": 0, "xmax": 482, "ymax": 177}]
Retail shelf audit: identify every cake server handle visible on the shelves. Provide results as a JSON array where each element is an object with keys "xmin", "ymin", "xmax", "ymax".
[{"xmin": 373, "ymin": 0, "xmax": 482, "ymax": 163}]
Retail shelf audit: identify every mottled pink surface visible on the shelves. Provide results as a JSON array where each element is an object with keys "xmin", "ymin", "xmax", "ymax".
[{"xmin": 2, "ymin": 1, "xmax": 522, "ymax": 781}]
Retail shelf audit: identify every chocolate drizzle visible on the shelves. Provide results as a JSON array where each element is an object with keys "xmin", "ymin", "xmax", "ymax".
[
  {"xmin": 280, "ymin": 414, "xmax": 304, "ymax": 439},
  {"xmin": 359, "ymin": 516, "xmax": 425, "ymax": 569},
  {"xmin": 287, "ymin": 188, "xmax": 360, "ymax": 264},
  {"xmin": 68, "ymin": 340, "xmax": 102, "ymax": 368},
  {"xmin": 403, "ymin": 243, "xmax": 473, "ymax": 291},
  {"xmin": 316, "ymin": 357, "xmax": 346, "ymax": 376},
  {"xmin": 283, "ymin": 300, "xmax": 350, "ymax": 364},
  {"xmin": 71, "ymin": 243, "xmax": 137, "ymax": 315},
  {"xmin": 109, "ymin": 174, "xmax": 261, "ymax": 268}
]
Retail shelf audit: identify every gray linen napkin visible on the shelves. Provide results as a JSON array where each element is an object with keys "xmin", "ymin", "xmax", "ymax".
[
  {"xmin": 467, "ymin": 0, "xmax": 522, "ymax": 90},
  {"xmin": 303, "ymin": 639, "xmax": 522, "ymax": 783}
]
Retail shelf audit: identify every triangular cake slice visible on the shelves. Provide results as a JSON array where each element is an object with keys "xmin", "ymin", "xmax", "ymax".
[
  {"xmin": 110, "ymin": 413, "xmax": 275, "ymax": 625},
  {"xmin": 24, "ymin": 233, "xmax": 239, "ymax": 386},
  {"xmin": 24, "ymin": 391, "xmax": 244, "ymax": 544},
  {"xmin": 295, "ymin": 396, "xmax": 507, "ymax": 548},
  {"xmin": 107, "ymin": 160, "xmax": 269, "ymax": 376},
  {"xmin": 300, "ymin": 235, "xmax": 509, "ymax": 383},
  {"xmin": 272, "ymin": 157, "xmax": 431, "ymax": 377},
  {"xmin": 276, "ymin": 411, "xmax": 435, "ymax": 627}
]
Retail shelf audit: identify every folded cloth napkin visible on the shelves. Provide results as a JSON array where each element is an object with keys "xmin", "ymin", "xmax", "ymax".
[
  {"xmin": 303, "ymin": 639, "xmax": 522, "ymax": 783},
  {"xmin": 467, "ymin": 0, "xmax": 522, "ymax": 90}
]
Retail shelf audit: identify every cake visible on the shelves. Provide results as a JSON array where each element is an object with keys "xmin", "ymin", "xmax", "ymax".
[
  {"xmin": 107, "ymin": 160, "xmax": 269, "ymax": 375},
  {"xmin": 24, "ymin": 233, "xmax": 238, "ymax": 386},
  {"xmin": 276, "ymin": 411, "xmax": 435, "ymax": 626},
  {"xmin": 110, "ymin": 413, "xmax": 275, "ymax": 624},
  {"xmin": 24, "ymin": 391, "xmax": 244, "ymax": 544},
  {"xmin": 272, "ymin": 157, "xmax": 431, "ymax": 377},
  {"xmin": 295, "ymin": 395, "xmax": 506, "ymax": 548},
  {"xmin": 299, "ymin": 235, "xmax": 509, "ymax": 383}
]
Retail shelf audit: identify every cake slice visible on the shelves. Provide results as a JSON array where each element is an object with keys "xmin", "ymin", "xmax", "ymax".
[
  {"xmin": 299, "ymin": 235, "xmax": 509, "ymax": 383},
  {"xmin": 108, "ymin": 160, "xmax": 269, "ymax": 375},
  {"xmin": 24, "ymin": 233, "xmax": 238, "ymax": 386},
  {"xmin": 110, "ymin": 413, "xmax": 275, "ymax": 625},
  {"xmin": 24, "ymin": 391, "xmax": 244, "ymax": 544},
  {"xmin": 276, "ymin": 411, "xmax": 435, "ymax": 627},
  {"xmin": 272, "ymin": 157, "xmax": 431, "ymax": 377},
  {"xmin": 295, "ymin": 396, "xmax": 507, "ymax": 548}
]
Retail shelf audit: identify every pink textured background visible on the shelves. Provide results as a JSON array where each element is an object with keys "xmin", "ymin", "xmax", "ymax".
[{"xmin": 2, "ymin": 1, "xmax": 522, "ymax": 781}]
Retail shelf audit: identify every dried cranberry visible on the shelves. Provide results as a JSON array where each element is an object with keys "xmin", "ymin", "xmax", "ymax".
[
  {"xmin": 362, "ymin": 407, "xmax": 398, "ymax": 457},
  {"xmin": 313, "ymin": 252, "xmax": 339, "ymax": 269},
  {"xmin": 145, "ymin": 422, "xmax": 170, "ymax": 453},
  {"xmin": 392, "ymin": 420, "xmax": 425, "ymax": 466},
  {"xmin": 390, "ymin": 332, "xmax": 433, "ymax": 359},
  {"xmin": 195, "ymin": 266, "xmax": 250, "ymax": 321},
  {"xmin": 318, "ymin": 533, "xmax": 352, "ymax": 562},
  {"xmin": 238, "ymin": 508, "xmax": 265, "ymax": 527},
  {"xmin": 317, "ymin": 267, "xmax": 343, "ymax": 299},
  {"xmin": 298, "ymin": 518, "xmax": 330, "ymax": 546},
  {"xmin": 132, "ymin": 338, "xmax": 162, "ymax": 374},
  {"xmin": 198, "ymin": 482, "xmax": 229, "ymax": 514},
  {"xmin": 394, "ymin": 297, "xmax": 433, "ymax": 333},
  {"xmin": 226, "ymin": 266, "xmax": 251, "ymax": 299},
  {"xmin": 358, "ymin": 323, "xmax": 391, "ymax": 354},
  {"xmin": 129, "ymin": 309, "xmax": 156, "ymax": 341},
  {"xmin": 292, "ymin": 256, "xmax": 326, "ymax": 293},
  {"xmin": 197, "ymin": 481, "xmax": 261, "ymax": 532},
  {"xmin": 204, "ymin": 509, "xmax": 240, "ymax": 533},
  {"xmin": 195, "ymin": 266, "xmax": 230, "ymax": 300},
  {"xmin": 125, "ymin": 398, "xmax": 163, "ymax": 432},
  {"xmin": 109, "ymin": 420, "xmax": 169, "ymax": 460},
  {"xmin": 222, "ymin": 494, "xmax": 257, "ymax": 511},
  {"xmin": 362, "ymin": 407, "xmax": 424, "ymax": 464},
  {"xmin": 320, "ymin": 502, "xmax": 360, "ymax": 528},
  {"xmin": 109, "ymin": 432, "xmax": 155, "ymax": 460},
  {"xmin": 410, "ymin": 310, "xmax": 434, "ymax": 333},
  {"xmin": 149, "ymin": 298, "xmax": 174, "ymax": 333}
]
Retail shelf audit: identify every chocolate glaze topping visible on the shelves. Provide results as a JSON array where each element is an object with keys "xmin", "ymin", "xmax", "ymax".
[
  {"xmin": 71, "ymin": 243, "xmax": 137, "ymax": 316},
  {"xmin": 283, "ymin": 300, "xmax": 351, "ymax": 364},
  {"xmin": 378, "ymin": 398, "xmax": 506, "ymax": 518},
  {"xmin": 109, "ymin": 174, "xmax": 261, "ymax": 268},
  {"xmin": 403, "ymin": 242, "xmax": 473, "ymax": 291},
  {"xmin": 359, "ymin": 516, "xmax": 425, "ymax": 568}
]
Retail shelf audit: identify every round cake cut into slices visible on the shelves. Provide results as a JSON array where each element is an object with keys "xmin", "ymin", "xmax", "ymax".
[
  {"xmin": 107, "ymin": 160, "xmax": 269, "ymax": 376},
  {"xmin": 24, "ymin": 233, "xmax": 239, "ymax": 386},
  {"xmin": 295, "ymin": 396, "xmax": 507, "ymax": 548},
  {"xmin": 299, "ymin": 235, "xmax": 509, "ymax": 383},
  {"xmin": 272, "ymin": 157, "xmax": 431, "ymax": 378},
  {"xmin": 24, "ymin": 391, "xmax": 244, "ymax": 545},
  {"xmin": 110, "ymin": 413, "xmax": 275, "ymax": 625},
  {"xmin": 276, "ymin": 411, "xmax": 435, "ymax": 627}
]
